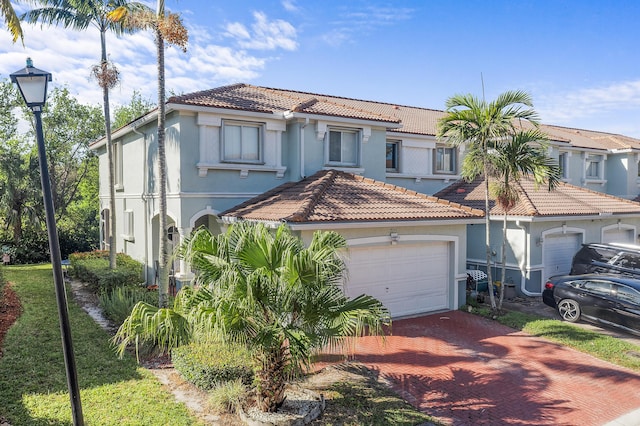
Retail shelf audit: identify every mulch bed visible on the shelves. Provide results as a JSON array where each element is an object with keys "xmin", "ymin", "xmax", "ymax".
[{"xmin": 0, "ymin": 283, "xmax": 22, "ymax": 357}]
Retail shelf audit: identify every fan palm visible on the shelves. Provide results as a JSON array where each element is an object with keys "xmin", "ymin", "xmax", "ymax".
[
  {"xmin": 22, "ymin": 0, "xmax": 149, "ymax": 269},
  {"xmin": 1, "ymin": 0, "xmax": 23, "ymax": 42},
  {"xmin": 437, "ymin": 90, "xmax": 539, "ymax": 311},
  {"xmin": 114, "ymin": 222, "xmax": 390, "ymax": 412}
]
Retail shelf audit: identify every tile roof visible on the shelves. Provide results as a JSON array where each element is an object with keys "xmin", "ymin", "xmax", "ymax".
[
  {"xmin": 434, "ymin": 175, "xmax": 640, "ymax": 217},
  {"xmin": 220, "ymin": 170, "xmax": 484, "ymax": 223},
  {"xmin": 168, "ymin": 83, "xmax": 640, "ymax": 149}
]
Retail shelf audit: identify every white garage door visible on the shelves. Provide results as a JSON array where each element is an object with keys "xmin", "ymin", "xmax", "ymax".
[
  {"xmin": 344, "ymin": 242, "xmax": 449, "ymax": 318},
  {"xmin": 602, "ymin": 228, "xmax": 635, "ymax": 244},
  {"xmin": 543, "ymin": 233, "xmax": 582, "ymax": 284}
]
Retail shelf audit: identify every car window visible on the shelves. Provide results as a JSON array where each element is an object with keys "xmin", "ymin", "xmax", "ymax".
[
  {"xmin": 580, "ymin": 280, "xmax": 613, "ymax": 296},
  {"xmin": 613, "ymin": 253, "xmax": 640, "ymax": 271},
  {"xmin": 615, "ymin": 285, "xmax": 640, "ymax": 304}
]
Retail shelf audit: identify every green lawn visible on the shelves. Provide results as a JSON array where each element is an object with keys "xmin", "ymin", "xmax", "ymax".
[{"xmin": 0, "ymin": 264, "xmax": 203, "ymax": 426}]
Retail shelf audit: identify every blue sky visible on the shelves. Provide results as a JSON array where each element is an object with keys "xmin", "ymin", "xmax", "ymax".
[{"xmin": 2, "ymin": 0, "xmax": 640, "ymax": 136}]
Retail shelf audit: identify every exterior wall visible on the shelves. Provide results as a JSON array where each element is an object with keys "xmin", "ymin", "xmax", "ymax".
[{"xmin": 605, "ymin": 152, "xmax": 639, "ymax": 199}]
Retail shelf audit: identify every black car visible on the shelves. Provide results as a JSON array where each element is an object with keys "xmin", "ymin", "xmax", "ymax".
[
  {"xmin": 571, "ymin": 242, "xmax": 640, "ymax": 278},
  {"xmin": 542, "ymin": 274, "xmax": 640, "ymax": 335}
]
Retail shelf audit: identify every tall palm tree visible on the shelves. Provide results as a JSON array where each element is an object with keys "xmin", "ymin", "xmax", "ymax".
[
  {"xmin": 485, "ymin": 129, "xmax": 561, "ymax": 310},
  {"xmin": 437, "ymin": 91, "xmax": 539, "ymax": 312},
  {"xmin": 22, "ymin": 0, "xmax": 148, "ymax": 269},
  {"xmin": 114, "ymin": 222, "xmax": 390, "ymax": 412},
  {"xmin": 1, "ymin": 0, "xmax": 23, "ymax": 43},
  {"xmin": 109, "ymin": 0, "xmax": 187, "ymax": 307}
]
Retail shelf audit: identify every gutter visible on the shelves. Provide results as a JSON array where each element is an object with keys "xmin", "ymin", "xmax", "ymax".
[{"xmin": 515, "ymin": 220, "xmax": 538, "ymax": 296}]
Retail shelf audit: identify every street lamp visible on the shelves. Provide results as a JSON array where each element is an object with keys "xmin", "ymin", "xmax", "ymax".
[{"xmin": 10, "ymin": 58, "xmax": 84, "ymax": 426}]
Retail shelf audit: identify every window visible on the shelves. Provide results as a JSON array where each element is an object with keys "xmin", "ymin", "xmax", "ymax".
[
  {"xmin": 580, "ymin": 280, "xmax": 612, "ymax": 296},
  {"xmin": 386, "ymin": 141, "xmax": 399, "ymax": 172},
  {"xmin": 558, "ymin": 152, "xmax": 568, "ymax": 178},
  {"xmin": 122, "ymin": 210, "xmax": 134, "ymax": 242},
  {"xmin": 114, "ymin": 140, "xmax": 123, "ymax": 189},
  {"xmin": 222, "ymin": 120, "xmax": 263, "ymax": 163},
  {"xmin": 435, "ymin": 146, "xmax": 456, "ymax": 174},
  {"xmin": 615, "ymin": 285, "xmax": 640, "ymax": 304},
  {"xmin": 586, "ymin": 155, "xmax": 601, "ymax": 179},
  {"xmin": 327, "ymin": 128, "xmax": 359, "ymax": 166}
]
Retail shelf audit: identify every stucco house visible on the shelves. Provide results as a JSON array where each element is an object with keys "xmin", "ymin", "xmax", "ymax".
[{"xmin": 90, "ymin": 83, "xmax": 640, "ymax": 317}]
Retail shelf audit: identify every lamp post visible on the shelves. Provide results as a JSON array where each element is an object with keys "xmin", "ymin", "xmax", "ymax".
[{"xmin": 10, "ymin": 58, "xmax": 84, "ymax": 426}]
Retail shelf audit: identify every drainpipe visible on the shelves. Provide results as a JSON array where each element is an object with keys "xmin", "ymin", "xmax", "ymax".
[
  {"xmin": 300, "ymin": 118, "xmax": 309, "ymax": 179},
  {"xmin": 515, "ymin": 220, "xmax": 539, "ymax": 296},
  {"xmin": 132, "ymin": 125, "xmax": 149, "ymax": 286}
]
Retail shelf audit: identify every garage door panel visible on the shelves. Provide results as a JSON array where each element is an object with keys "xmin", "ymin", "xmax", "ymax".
[
  {"xmin": 345, "ymin": 242, "xmax": 449, "ymax": 318},
  {"xmin": 543, "ymin": 233, "xmax": 581, "ymax": 284}
]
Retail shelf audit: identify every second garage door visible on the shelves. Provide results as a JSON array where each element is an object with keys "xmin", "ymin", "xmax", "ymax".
[{"xmin": 344, "ymin": 241, "xmax": 449, "ymax": 318}]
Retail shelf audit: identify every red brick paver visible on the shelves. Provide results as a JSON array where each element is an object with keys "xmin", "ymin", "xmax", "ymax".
[{"xmin": 347, "ymin": 311, "xmax": 640, "ymax": 425}]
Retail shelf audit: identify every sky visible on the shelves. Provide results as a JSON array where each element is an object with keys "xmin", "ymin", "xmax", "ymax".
[{"xmin": 2, "ymin": 0, "xmax": 640, "ymax": 137}]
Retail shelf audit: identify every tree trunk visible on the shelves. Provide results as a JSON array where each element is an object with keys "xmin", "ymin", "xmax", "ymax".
[
  {"xmin": 499, "ymin": 211, "xmax": 507, "ymax": 311},
  {"xmin": 100, "ymin": 30, "xmax": 117, "ymax": 270},
  {"xmin": 156, "ymin": 14, "xmax": 169, "ymax": 308},
  {"xmin": 256, "ymin": 345, "xmax": 287, "ymax": 412},
  {"xmin": 483, "ymin": 162, "xmax": 496, "ymax": 311}
]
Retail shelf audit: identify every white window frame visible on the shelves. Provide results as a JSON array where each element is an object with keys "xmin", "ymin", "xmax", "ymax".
[
  {"xmin": 325, "ymin": 127, "xmax": 361, "ymax": 167},
  {"xmin": 434, "ymin": 145, "xmax": 456, "ymax": 174},
  {"xmin": 386, "ymin": 140, "xmax": 400, "ymax": 172},
  {"xmin": 122, "ymin": 210, "xmax": 134, "ymax": 242},
  {"xmin": 585, "ymin": 154, "xmax": 602, "ymax": 179},
  {"xmin": 221, "ymin": 120, "xmax": 264, "ymax": 164},
  {"xmin": 558, "ymin": 152, "xmax": 569, "ymax": 179},
  {"xmin": 114, "ymin": 140, "xmax": 123, "ymax": 190}
]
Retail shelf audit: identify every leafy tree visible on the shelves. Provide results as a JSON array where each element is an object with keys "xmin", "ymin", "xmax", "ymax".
[
  {"xmin": 437, "ymin": 91, "xmax": 539, "ymax": 312},
  {"xmin": 112, "ymin": 90, "xmax": 155, "ymax": 129},
  {"xmin": 1, "ymin": 0, "xmax": 23, "ymax": 42},
  {"xmin": 23, "ymin": 0, "xmax": 148, "ymax": 269},
  {"xmin": 109, "ymin": 0, "xmax": 188, "ymax": 307},
  {"xmin": 114, "ymin": 222, "xmax": 390, "ymax": 412}
]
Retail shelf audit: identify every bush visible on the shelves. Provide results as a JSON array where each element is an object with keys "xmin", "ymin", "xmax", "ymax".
[
  {"xmin": 172, "ymin": 342, "xmax": 254, "ymax": 391},
  {"xmin": 208, "ymin": 379, "xmax": 248, "ymax": 414},
  {"xmin": 70, "ymin": 251, "xmax": 144, "ymax": 293},
  {"xmin": 99, "ymin": 286, "xmax": 159, "ymax": 326}
]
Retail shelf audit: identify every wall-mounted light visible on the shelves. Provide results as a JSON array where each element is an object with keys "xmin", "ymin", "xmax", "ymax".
[{"xmin": 390, "ymin": 232, "xmax": 399, "ymax": 245}]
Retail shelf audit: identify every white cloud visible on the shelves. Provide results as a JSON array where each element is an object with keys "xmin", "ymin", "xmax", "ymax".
[
  {"xmin": 225, "ymin": 11, "xmax": 298, "ymax": 51},
  {"xmin": 282, "ymin": 0, "xmax": 299, "ymax": 12}
]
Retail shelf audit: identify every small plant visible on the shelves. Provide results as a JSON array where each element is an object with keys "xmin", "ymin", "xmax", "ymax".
[
  {"xmin": 208, "ymin": 378, "xmax": 248, "ymax": 414},
  {"xmin": 99, "ymin": 286, "xmax": 159, "ymax": 326},
  {"xmin": 70, "ymin": 251, "xmax": 144, "ymax": 293},
  {"xmin": 172, "ymin": 342, "xmax": 254, "ymax": 391}
]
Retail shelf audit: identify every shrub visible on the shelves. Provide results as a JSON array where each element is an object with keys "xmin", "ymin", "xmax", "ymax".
[
  {"xmin": 70, "ymin": 251, "xmax": 144, "ymax": 293},
  {"xmin": 208, "ymin": 379, "xmax": 248, "ymax": 414},
  {"xmin": 172, "ymin": 342, "xmax": 254, "ymax": 391},
  {"xmin": 99, "ymin": 286, "xmax": 159, "ymax": 326}
]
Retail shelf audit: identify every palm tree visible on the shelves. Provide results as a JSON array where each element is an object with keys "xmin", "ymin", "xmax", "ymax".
[
  {"xmin": 486, "ymin": 129, "xmax": 561, "ymax": 310},
  {"xmin": 22, "ymin": 0, "xmax": 148, "ymax": 269},
  {"xmin": 437, "ymin": 91, "xmax": 539, "ymax": 312},
  {"xmin": 109, "ymin": 0, "xmax": 187, "ymax": 307},
  {"xmin": 1, "ymin": 0, "xmax": 23, "ymax": 42},
  {"xmin": 114, "ymin": 222, "xmax": 390, "ymax": 412}
]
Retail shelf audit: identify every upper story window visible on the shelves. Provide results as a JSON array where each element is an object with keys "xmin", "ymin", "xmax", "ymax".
[
  {"xmin": 386, "ymin": 140, "xmax": 400, "ymax": 172},
  {"xmin": 558, "ymin": 152, "xmax": 568, "ymax": 179},
  {"xmin": 435, "ymin": 146, "xmax": 456, "ymax": 174},
  {"xmin": 222, "ymin": 120, "xmax": 263, "ymax": 164},
  {"xmin": 327, "ymin": 128, "xmax": 359, "ymax": 166},
  {"xmin": 586, "ymin": 154, "xmax": 601, "ymax": 179}
]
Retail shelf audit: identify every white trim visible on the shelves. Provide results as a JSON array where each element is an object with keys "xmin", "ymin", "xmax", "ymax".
[
  {"xmin": 287, "ymin": 219, "xmax": 483, "ymax": 231},
  {"xmin": 196, "ymin": 162, "xmax": 286, "ymax": 178},
  {"xmin": 189, "ymin": 206, "xmax": 222, "ymax": 229},
  {"xmin": 601, "ymin": 223, "xmax": 637, "ymax": 243}
]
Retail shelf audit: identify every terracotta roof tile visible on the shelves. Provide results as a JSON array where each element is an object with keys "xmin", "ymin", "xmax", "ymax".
[
  {"xmin": 221, "ymin": 170, "xmax": 484, "ymax": 223},
  {"xmin": 434, "ymin": 176, "xmax": 640, "ymax": 217}
]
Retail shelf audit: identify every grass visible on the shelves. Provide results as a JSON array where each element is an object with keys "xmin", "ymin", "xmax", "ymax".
[
  {"xmin": 0, "ymin": 264, "xmax": 204, "ymax": 426},
  {"xmin": 309, "ymin": 365, "xmax": 440, "ymax": 426},
  {"xmin": 469, "ymin": 305, "xmax": 640, "ymax": 371}
]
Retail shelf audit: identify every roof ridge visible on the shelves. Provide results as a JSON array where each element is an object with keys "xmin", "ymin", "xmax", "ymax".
[
  {"xmin": 168, "ymin": 83, "xmax": 248, "ymax": 103},
  {"xmin": 219, "ymin": 179, "xmax": 299, "ymax": 217},
  {"xmin": 292, "ymin": 97, "xmax": 318, "ymax": 112},
  {"xmin": 287, "ymin": 170, "xmax": 337, "ymax": 222}
]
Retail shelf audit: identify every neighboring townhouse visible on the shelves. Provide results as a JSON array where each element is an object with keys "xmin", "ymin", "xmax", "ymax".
[{"xmin": 90, "ymin": 83, "xmax": 640, "ymax": 316}]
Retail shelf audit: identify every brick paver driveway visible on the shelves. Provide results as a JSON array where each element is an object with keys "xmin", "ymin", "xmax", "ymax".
[{"xmin": 349, "ymin": 311, "xmax": 640, "ymax": 425}]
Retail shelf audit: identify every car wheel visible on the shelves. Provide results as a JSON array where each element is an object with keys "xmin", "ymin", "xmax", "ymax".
[{"xmin": 558, "ymin": 299, "xmax": 581, "ymax": 323}]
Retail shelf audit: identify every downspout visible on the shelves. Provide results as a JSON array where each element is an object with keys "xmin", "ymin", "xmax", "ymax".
[
  {"xmin": 132, "ymin": 125, "xmax": 149, "ymax": 286},
  {"xmin": 300, "ymin": 118, "xmax": 309, "ymax": 179},
  {"xmin": 515, "ymin": 220, "xmax": 538, "ymax": 296}
]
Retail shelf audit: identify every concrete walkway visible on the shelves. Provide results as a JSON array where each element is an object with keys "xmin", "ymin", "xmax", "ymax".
[{"xmin": 349, "ymin": 311, "xmax": 640, "ymax": 426}]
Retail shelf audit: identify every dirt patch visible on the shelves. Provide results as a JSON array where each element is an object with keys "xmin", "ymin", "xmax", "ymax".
[{"xmin": 0, "ymin": 283, "xmax": 22, "ymax": 358}]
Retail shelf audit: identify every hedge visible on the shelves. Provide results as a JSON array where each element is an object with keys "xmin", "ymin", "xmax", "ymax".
[
  {"xmin": 172, "ymin": 342, "xmax": 254, "ymax": 391},
  {"xmin": 69, "ymin": 251, "xmax": 144, "ymax": 292}
]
